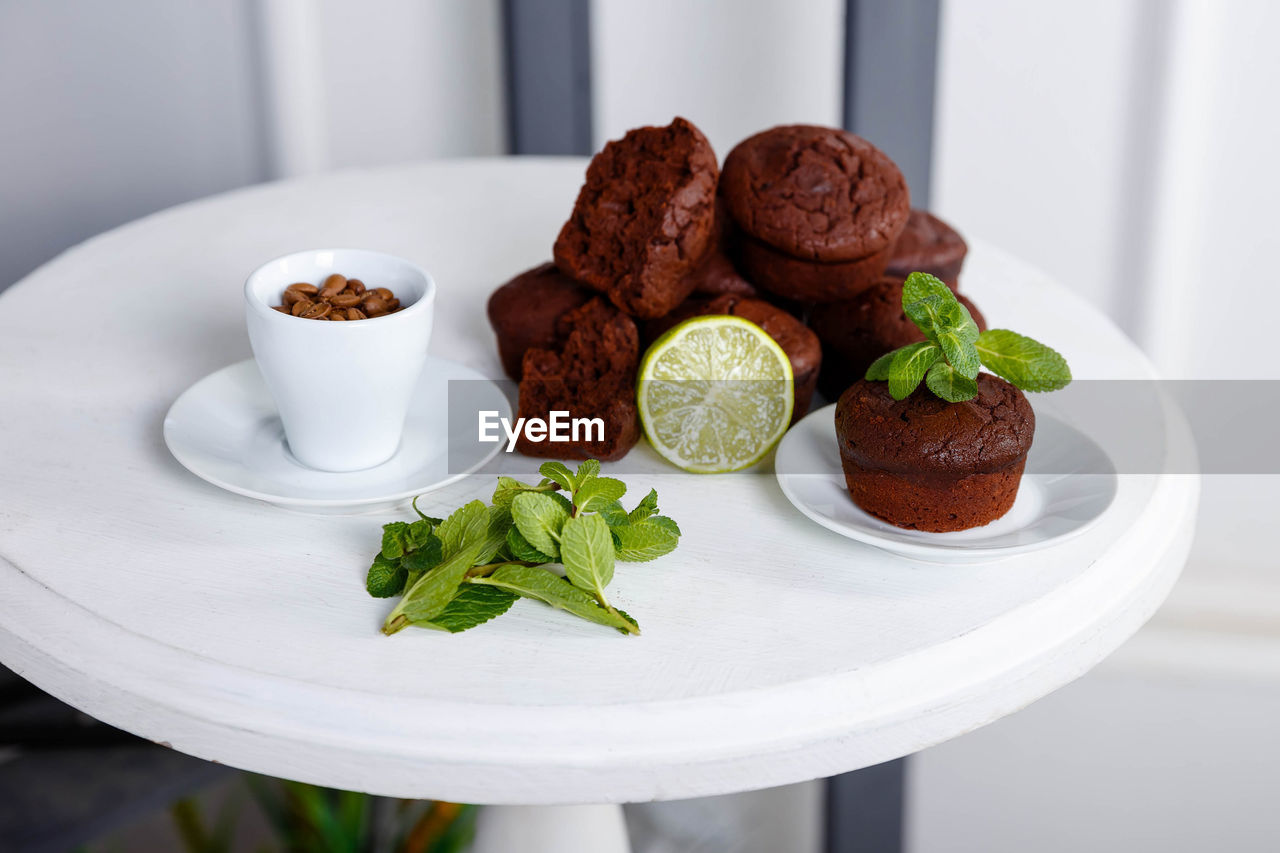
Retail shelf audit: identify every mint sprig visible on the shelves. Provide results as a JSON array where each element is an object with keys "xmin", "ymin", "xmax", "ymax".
[
  {"xmin": 370, "ymin": 460, "xmax": 680, "ymax": 636},
  {"xmin": 864, "ymin": 272, "xmax": 1071, "ymax": 402},
  {"xmin": 974, "ymin": 328, "xmax": 1072, "ymax": 392}
]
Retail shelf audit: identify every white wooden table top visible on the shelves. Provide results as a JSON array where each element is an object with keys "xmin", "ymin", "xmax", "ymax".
[{"xmin": 0, "ymin": 159, "xmax": 1198, "ymax": 804}]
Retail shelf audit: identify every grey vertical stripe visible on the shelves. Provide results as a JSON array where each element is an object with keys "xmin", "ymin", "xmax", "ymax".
[
  {"xmin": 502, "ymin": 0, "xmax": 593, "ymax": 155},
  {"xmin": 843, "ymin": 0, "xmax": 941, "ymax": 206},
  {"xmin": 826, "ymin": 757, "xmax": 907, "ymax": 853},
  {"xmin": 828, "ymin": 3, "xmax": 941, "ymax": 841}
]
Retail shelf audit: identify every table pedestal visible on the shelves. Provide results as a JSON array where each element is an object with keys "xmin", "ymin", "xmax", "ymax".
[{"xmin": 471, "ymin": 804, "xmax": 630, "ymax": 853}]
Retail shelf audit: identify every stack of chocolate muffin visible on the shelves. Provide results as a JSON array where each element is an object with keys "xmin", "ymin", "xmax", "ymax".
[{"xmin": 487, "ymin": 118, "xmax": 984, "ymax": 462}]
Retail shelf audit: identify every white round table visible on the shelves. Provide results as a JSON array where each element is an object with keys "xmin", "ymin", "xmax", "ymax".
[{"xmin": 0, "ymin": 160, "xmax": 1198, "ymax": 852}]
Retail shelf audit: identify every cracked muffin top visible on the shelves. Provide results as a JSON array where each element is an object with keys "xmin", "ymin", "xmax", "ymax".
[
  {"xmin": 719, "ymin": 125, "xmax": 910, "ymax": 262},
  {"xmin": 835, "ymin": 374, "xmax": 1034, "ymax": 476}
]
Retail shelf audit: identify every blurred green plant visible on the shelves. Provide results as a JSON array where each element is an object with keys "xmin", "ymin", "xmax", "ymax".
[{"xmin": 169, "ymin": 775, "xmax": 475, "ymax": 853}]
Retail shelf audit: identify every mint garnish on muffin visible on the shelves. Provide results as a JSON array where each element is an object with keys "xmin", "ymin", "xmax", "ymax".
[{"xmin": 864, "ymin": 272, "xmax": 1071, "ymax": 401}]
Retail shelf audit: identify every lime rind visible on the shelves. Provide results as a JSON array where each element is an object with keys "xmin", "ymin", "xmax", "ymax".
[{"xmin": 637, "ymin": 316, "xmax": 794, "ymax": 473}]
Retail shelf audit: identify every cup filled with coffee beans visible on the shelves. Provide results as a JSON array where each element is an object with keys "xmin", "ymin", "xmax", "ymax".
[{"xmin": 244, "ymin": 249, "xmax": 436, "ymax": 472}]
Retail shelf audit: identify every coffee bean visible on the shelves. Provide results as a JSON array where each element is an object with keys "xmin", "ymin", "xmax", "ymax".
[
  {"xmin": 271, "ymin": 305, "xmax": 290, "ymax": 313},
  {"xmin": 291, "ymin": 299, "xmax": 312, "ymax": 316},
  {"xmin": 330, "ymin": 292, "xmax": 361, "ymax": 307},
  {"xmin": 320, "ymin": 274, "xmax": 347, "ymax": 299},
  {"xmin": 300, "ymin": 302, "xmax": 332, "ymax": 319},
  {"xmin": 374, "ymin": 287, "xmax": 394, "ymax": 301},
  {"xmin": 346, "ymin": 307, "xmax": 367, "ymax": 320},
  {"xmin": 362, "ymin": 296, "xmax": 387, "ymax": 316},
  {"xmin": 347, "ymin": 278, "xmax": 366, "ymax": 295},
  {"xmin": 329, "ymin": 311, "xmax": 347, "ymax": 321}
]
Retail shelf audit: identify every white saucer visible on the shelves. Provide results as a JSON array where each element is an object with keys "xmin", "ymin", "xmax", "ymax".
[
  {"xmin": 164, "ymin": 357, "xmax": 510, "ymax": 513},
  {"xmin": 774, "ymin": 404, "xmax": 1118, "ymax": 563}
]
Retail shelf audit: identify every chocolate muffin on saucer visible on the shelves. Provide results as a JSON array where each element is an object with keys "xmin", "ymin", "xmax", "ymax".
[{"xmin": 835, "ymin": 375, "xmax": 1035, "ymax": 532}]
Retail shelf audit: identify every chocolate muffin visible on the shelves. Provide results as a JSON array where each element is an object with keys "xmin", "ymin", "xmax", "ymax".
[
  {"xmin": 487, "ymin": 262, "xmax": 593, "ymax": 380},
  {"xmin": 686, "ymin": 199, "xmax": 756, "ymax": 297},
  {"xmin": 554, "ymin": 117, "xmax": 719, "ymax": 319},
  {"xmin": 884, "ymin": 209, "xmax": 968, "ymax": 289},
  {"xmin": 516, "ymin": 298, "xmax": 641, "ymax": 461},
  {"xmin": 835, "ymin": 375, "xmax": 1034, "ymax": 532},
  {"xmin": 810, "ymin": 277, "xmax": 987, "ymax": 399},
  {"xmin": 644, "ymin": 294, "xmax": 821, "ymax": 420},
  {"xmin": 720, "ymin": 125, "xmax": 910, "ymax": 301},
  {"xmin": 687, "ymin": 251, "xmax": 757, "ymax": 297},
  {"xmin": 736, "ymin": 235, "xmax": 893, "ymax": 303}
]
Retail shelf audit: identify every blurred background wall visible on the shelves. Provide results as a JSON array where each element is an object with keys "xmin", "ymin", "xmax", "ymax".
[{"xmin": 2, "ymin": 0, "xmax": 1277, "ymax": 850}]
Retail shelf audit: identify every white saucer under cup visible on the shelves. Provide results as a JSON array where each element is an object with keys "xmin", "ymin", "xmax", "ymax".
[
  {"xmin": 244, "ymin": 248, "xmax": 436, "ymax": 472},
  {"xmin": 163, "ymin": 357, "xmax": 510, "ymax": 514}
]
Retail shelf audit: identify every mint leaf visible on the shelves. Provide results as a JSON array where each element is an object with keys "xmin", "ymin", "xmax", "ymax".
[
  {"xmin": 538, "ymin": 462, "xmax": 576, "ymax": 492},
  {"xmin": 865, "ymin": 350, "xmax": 895, "ymax": 381},
  {"xmin": 902, "ymin": 295, "xmax": 946, "ymax": 341},
  {"xmin": 901, "ymin": 271, "xmax": 954, "ymax": 306},
  {"xmin": 613, "ymin": 518, "xmax": 680, "ymax": 561},
  {"xmin": 420, "ymin": 584, "xmax": 517, "ymax": 633},
  {"xmin": 902, "ymin": 273, "xmax": 966, "ymax": 343},
  {"xmin": 647, "ymin": 515, "xmax": 681, "ymax": 536},
  {"xmin": 511, "ymin": 491, "xmax": 569, "ymax": 558},
  {"xmin": 574, "ymin": 476, "xmax": 626, "ymax": 513},
  {"xmin": 627, "ymin": 489, "xmax": 659, "ymax": 523},
  {"xmin": 366, "ymin": 553, "xmax": 407, "ymax": 598},
  {"xmin": 560, "ymin": 513, "xmax": 616, "ymax": 598},
  {"xmin": 492, "ymin": 476, "xmax": 557, "ymax": 509},
  {"xmin": 613, "ymin": 608, "xmax": 639, "ymax": 632},
  {"xmin": 934, "ymin": 302, "xmax": 981, "ymax": 379},
  {"xmin": 888, "ymin": 341, "xmax": 941, "ymax": 400},
  {"xmin": 935, "ymin": 332, "xmax": 980, "ymax": 379},
  {"xmin": 506, "ymin": 525, "xmax": 554, "ymax": 563},
  {"xmin": 436, "ymin": 500, "xmax": 489, "ymax": 558},
  {"xmin": 383, "ymin": 539, "xmax": 484, "ymax": 632},
  {"xmin": 406, "ymin": 518, "xmax": 435, "ymax": 550},
  {"xmin": 380, "ymin": 522, "xmax": 410, "ymax": 560},
  {"xmin": 925, "ymin": 360, "xmax": 979, "ymax": 402},
  {"xmin": 574, "ymin": 459, "xmax": 601, "ymax": 486},
  {"xmin": 382, "ymin": 500, "xmax": 496, "ymax": 632},
  {"xmin": 597, "ymin": 500, "xmax": 629, "ymax": 526},
  {"xmin": 478, "ymin": 505, "xmax": 514, "ymax": 565},
  {"xmin": 491, "ymin": 476, "xmax": 529, "ymax": 508},
  {"xmin": 976, "ymin": 329, "xmax": 1072, "ymax": 392},
  {"xmin": 476, "ymin": 565, "xmax": 638, "ymax": 635},
  {"xmin": 400, "ymin": 535, "xmax": 443, "ymax": 571},
  {"xmin": 901, "ymin": 274, "xmax": 954, "ymax": 339}
]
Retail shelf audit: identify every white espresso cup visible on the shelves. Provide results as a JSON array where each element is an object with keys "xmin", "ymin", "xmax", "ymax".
[{"xmin": 244, "ymin": 249, "xmax": 436, "ymax": 472}]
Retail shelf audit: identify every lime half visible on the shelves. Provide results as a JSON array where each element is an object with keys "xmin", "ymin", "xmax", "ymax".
[{"xmin": 637, "ymin": 316, "xmax": 794, "ymax": 473}]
